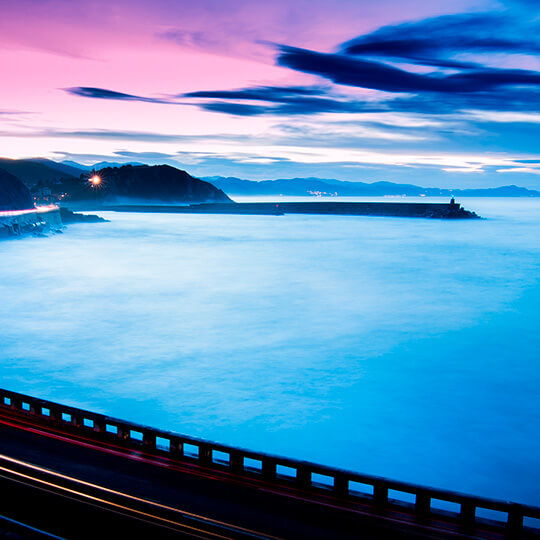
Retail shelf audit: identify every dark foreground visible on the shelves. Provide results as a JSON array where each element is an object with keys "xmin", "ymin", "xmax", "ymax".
[
  {"xmin": 1, "ymin": 390, "xmax": 538, "ymax": 539},
  {"xmin": 0, "ymin": 418, "xmax": 425, "ymax": 540},
  {"xmin": 102, "ymin": 201, "xmax": 480, "ymax": 219}
]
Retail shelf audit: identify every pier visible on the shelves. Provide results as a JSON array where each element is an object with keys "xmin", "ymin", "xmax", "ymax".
[{"xmin": 0, "ymin": 389, "xmax": 537, "ymax": 538}]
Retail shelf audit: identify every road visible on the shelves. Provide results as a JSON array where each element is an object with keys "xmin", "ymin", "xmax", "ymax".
[{"xmin": 0, "ymin": 410, "xmax": 517, "ymax": 539}]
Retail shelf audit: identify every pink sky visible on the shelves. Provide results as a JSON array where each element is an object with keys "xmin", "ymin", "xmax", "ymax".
[{"xmin": 1, "ymin": 0, "xmax": 540, "ymax": 187}]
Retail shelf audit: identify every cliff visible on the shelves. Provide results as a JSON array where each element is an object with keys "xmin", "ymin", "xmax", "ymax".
[{"xmin": 0, "ymin": 168, "xmax": 34, "ymax": 211}]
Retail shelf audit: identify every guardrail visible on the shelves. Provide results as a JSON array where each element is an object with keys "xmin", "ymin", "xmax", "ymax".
[{"xmin": 1, "ymin": 388, "xmax": 538, "ymax": 538}]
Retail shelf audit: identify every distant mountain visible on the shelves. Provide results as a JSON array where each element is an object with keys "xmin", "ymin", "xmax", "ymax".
[
  {"xmin": 0, "ymin": 158, "xmax": 78, "ymax": 187},
  {"xmin": 449, "ymin": 185, "xmax": 540, "ymax": 197},
  {"xmin": 2, "ymin": 157, "xmax": 538, "ymax": 201},
  {"xmin": 26, "ymin": 158, "xmax": 84, "ymax": 178},
  {"xmin": 61, "ymin": 160, "xmax": 90, "ymax": 171},
  {"xmin": 61, "ymin": 160, "xmax": 144, "ymax": 171},
  {"xmin": 205, "ymin": 176, "xmax": 540, "ymax": 198},
  {"xmin": 203, "ymin": 176, "xmax": 345, "ymax": 196},
  {"xmin": 65, "ymin": 164, "xmax": 231, "ymax": 204},
  {"xmin": 0, "ymin": 168, "xmax": 34, "ymax": 211}
]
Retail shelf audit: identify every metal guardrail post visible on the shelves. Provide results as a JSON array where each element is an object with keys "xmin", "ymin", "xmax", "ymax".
[
  {"xmin": 198, "ymin": 443, "xmax": 212, "ymax": 466},
  {"xmin": 507, "ymin": 503, "xmax": 524, "ymax": 538},
  {"xmin": 170, "ymin": 437, "xmax": 183, "ymax": 459},
  {"xmin": 296, "ymin": 466, "xmax": 310, "ymax": 490},
  {"xmin": 93, "ymin": 418, "xmax": 106, "ymax": 433},
  {"xmin": 262, "ymin": 458, "xmax": 276, "ymax": 481},
  {"xmin": 117, "ymin": 424, "xmax": 129, "ymax": 441},
  {"xmin": 415, "ymin": 490, "xmax": 431, "ymax": 518},
  {"xmin": 143, "ymin": 431, "xmax": 156, "ymax": 449},
  {"xmin": 333, "ymin": 474, "xmax": 349, "ymax": 497},
  {"xmin": 460, "ymin": 501, "xmax": 476, "ymax": 529},
  {"xmin": 47, "ymin": 404, "xmax": 61, "ymax": 422},
  {"xmin": 229, "ymin": 450, "xmax": 243, "ymax": 474},
  {"xmin": 373, "ymin": 481, "xmax": 388, "ymax": 507}
]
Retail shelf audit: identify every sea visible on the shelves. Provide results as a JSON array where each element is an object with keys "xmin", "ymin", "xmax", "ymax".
[{"xmin": 1, "ymin": 196, "xmax": 539, "ymax": 507}]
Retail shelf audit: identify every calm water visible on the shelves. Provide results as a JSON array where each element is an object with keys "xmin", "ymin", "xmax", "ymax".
[{"xmin": 1, "ymin": 197, "xmax": 539, "ymax": 505}]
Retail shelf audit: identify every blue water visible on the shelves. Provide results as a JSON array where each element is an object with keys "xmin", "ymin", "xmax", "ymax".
[{"xmin": 0, "ymin": 197, "xmax": 539, "ymax": 504}]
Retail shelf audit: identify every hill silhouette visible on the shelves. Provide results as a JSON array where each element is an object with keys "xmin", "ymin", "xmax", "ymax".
[
  {"xmin": 65, "ymin": 164, "xmax": 231, "ymax": 203},
  {"xmin": 0, "ymin": 158, "xmax": 77, "ymax": 186},
  {"xmin": 0, "ymin": 168, "xmax": 34, "ymax": 211}
]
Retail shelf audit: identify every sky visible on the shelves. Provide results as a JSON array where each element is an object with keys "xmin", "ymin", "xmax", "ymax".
[{"xmin": 1, "ymin": 0, "xmax": 540, "ymax": 187}]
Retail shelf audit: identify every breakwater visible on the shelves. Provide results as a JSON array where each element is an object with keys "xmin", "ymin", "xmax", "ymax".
[{"xmin": 103, "ymin": 201, "xmax": 480, "ymax": 219}]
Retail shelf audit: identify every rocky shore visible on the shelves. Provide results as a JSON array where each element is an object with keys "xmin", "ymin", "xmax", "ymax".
[
  {"xmin": 59, "ymin": 207, "xmax": 108, "ymax": 224},
  {"xmin": 0, "ymin": 208, "xmax": 63, "ymax": 238},
  {"xmin": 0, "ymin": 207, "xmax": 107, "ymax": 238}
]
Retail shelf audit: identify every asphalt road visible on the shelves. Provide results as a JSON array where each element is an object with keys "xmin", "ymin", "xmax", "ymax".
[{"xmin": 0, "ymin": 411, "xmax": 510, "ymax": 539}]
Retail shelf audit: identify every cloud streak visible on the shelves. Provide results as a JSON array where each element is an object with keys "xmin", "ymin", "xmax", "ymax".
[
  {"xmin": 277, "ymin": 46, "xmax": 540, "ymax": 94},
  {"xmin": 178, "ymin": 13, "xmax": 540, "ymax": 122},
  {"xmin": 341, "ymin": 13, "xmax": 540, "ymax": 68},
  {"xmin": 184, "ymin": 85, "xmax": 386, "ymax": 116},
  {"xmin": 65, "ymin": 87, "xmax": 175, "ymax": 105},
  {"xmin": 67, "ymin": 84, "xmax": 387, "ymax": 116},
  {"xmin": 64, "ymin": 8, "xmax": 540, "ymax": 122},
  {"xmin": 179, "ymin": 82, "xmax": 540, "ymax": 119}
]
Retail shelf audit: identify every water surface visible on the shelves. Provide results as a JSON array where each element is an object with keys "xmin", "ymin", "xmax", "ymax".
[{"xmin": 1, "ymin": 197, "xmax": 539, "ymax": 504}]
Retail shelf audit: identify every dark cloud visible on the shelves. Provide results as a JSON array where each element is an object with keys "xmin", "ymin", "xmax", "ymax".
[
  {"xmin": 277, "ymin": 46, "xmax": 540, "ymax": 94},
  {"xmin": 278, "ymin": 47, "xmax": 439, "ymax": 92},
  {"xmin": 184, "ymin": 85, "xmax": 385, "ymax": 116},
  {"xmin": 341, "ymin": 13, "xmax": 540, "ymax": 68},
  {"xmin": 67, "ymin": 11, "xmax": 540, "ymax": 122},
  {"xmin": 65, "ymin": 87, "xmax": 173, "ymax": 104},
  {"xmin": 185, "ymin": 86, "xmax": 325, "ymax": 101},
  {"xmin": 198, "ymin": 102, "xmax": 271, "ymax": 116},
  {"xmin": 182, "ymin": 81, "xmax": 540, "ymax": 118}
]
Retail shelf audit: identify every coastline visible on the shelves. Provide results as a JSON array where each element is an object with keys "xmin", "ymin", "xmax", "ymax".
[{"xmin": 0, "ymin": 207, "xmax": 63, "ymax": 238}]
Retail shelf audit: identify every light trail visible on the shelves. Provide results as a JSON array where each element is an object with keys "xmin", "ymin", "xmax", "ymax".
[
  {"xmin": 0, "ymin": 469, "xmax": 227, "ymax": 539},
  {"xmin": 0, "ymin": 205, "xmax": 58, "ymax": 218},
  {"xmin": 0, "ymin": 454, "xmax": 279, "ymax": 540}
]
